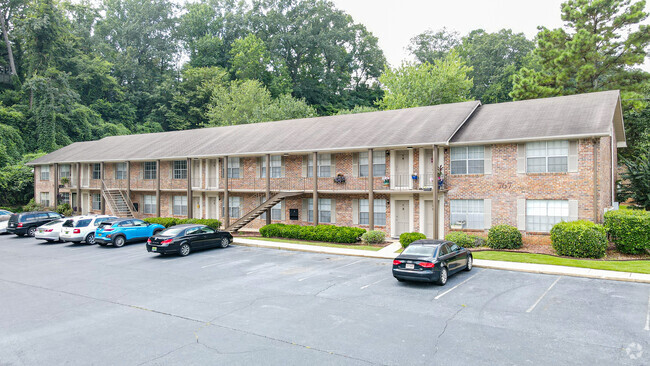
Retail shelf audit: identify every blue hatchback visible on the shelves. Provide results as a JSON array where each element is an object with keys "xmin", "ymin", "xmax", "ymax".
[{"xmin": 95, "ymin": 218, "xmax": 165, "ymax": 247}]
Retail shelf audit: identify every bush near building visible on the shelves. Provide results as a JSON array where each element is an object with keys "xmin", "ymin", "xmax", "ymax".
[
  {"xmin": 550, "ymin": 220, "xmax": 607, "ymax": 258},
  {"xmin": 604, "ymin": 209, "xmax": 650, "ymax": 254},
  {"xmin": 361, "ymin": 230, "xmax": 386, "ymax": 244},
  {"xmin": 445, "ymin": 231, "xmax": 474, "ymax": 248},
  {"xmin": 487, "ymin": 224, "xmax": 522, "ymax": 249},
  {"xmin": 399, "ymin": 232, "xmax": 426, "ymax": 248},
  {"xmin": 260, "ymin": 224, "xmax": 365, "ymax": 243},
  {"xmin": 144, "ymin": 217, "xmax": 222, "ymax": 230}
]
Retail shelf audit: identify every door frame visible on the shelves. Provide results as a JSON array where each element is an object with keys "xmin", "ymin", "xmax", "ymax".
[
  {"xmin": 389, "ymin": 149, "xmax": 414, "ymax": 189},
  {"xmin": 390, "ymin": 194, "xmax": 414, "ymax": 237}
]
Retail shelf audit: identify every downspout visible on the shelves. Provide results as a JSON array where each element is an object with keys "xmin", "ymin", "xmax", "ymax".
[{"xmin": 593, "ymin": 139, "xmax": 599, "ymax": 223}]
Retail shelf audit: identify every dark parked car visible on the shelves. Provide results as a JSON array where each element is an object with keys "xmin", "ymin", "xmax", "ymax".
[
  {"xmin": 392, "ymin": 240, "xmax": 472, "ymax": 286},
  {"xmin": 146, "ymin": 224, "xmax": 233, "ymax": 256},
  {"xmin": 7, "ymin": 211, "xmax": 65, "ymax": 237}
]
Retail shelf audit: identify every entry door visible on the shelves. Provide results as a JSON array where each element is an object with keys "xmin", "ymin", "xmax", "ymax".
[
  {"xmin": 395, "ymin": 151, "xmax": 409, "ymax": 188},
  {"xmin": 193, "ymin": 196, "xmax": 202, "ymax": 218},
  {"xmin": 192, "ymin": 160, "xmax": 201, "ymax": 188},
  {"xmin": 423, "ymin": 200, "xmax": 433, "ymax": 238},
  {"xmin": 82, "ymin": 193, "xmax": 89, "ymax": 214},
  {"xmin": 208, "ymin": 197, "xmax": 217, "ymax": 219},
  {"xmin": 395, "ymin": 200, "xmax": 410, "ymax": 236},
  {"xmin": 72, "ymin": 193, "xmax": 78, "ymax": 212}
]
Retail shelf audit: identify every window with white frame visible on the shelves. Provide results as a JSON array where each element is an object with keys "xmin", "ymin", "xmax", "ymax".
[
  {"xmin": 526, "ymin": 200, "xmax": 568, "ymax": 232},
  {"xmin": 92, "ymin": 163, "xmax": 101, "ymax": 180},
  {"xmin": 227, "ymin": 157, "xmax": 240, "ymax": 178},
  {"xmin": 115, "ymin": 163, "xmax": 127, "ymax": 180},
  {"xmin": 229, "ymin": 196, "xmax": 241, "ymax": 218},
  {"xmin": 143, "ymin": 195, "xmax": 156, "ymax": 214},
  {"xmin": 359, "ymin": 199, "xmax": 386, "ymax": 226},
  {"xmin": 308, "ymin": 198, "xmax": 332, "ymax": 223},
  {"xmin": 60, "ymin": 164, "xmax": 71, "ymax": 179},
  {"xmin": 40, "ymin": 165, "xmax": 50, "ymax": 181},
  {"xmin": 359, "ymin": 151, "xmax": 386, "ymax": 177},
  {"xmin": 144, "ymin": 162, "xmax": 157, "ymax": 180},
  {"xmin": 260, "ymin": 199, "xmax": 282, "ymax": 221},
  {"xmin": 307, "ymin": 154, "xmax": 331, "ymax": 177},
  {"xmin": 59, "ymin": 192, "xmax": 70, "ymax": 205},
  {"xmin": 451, "ymin": 146, "xmax": 484, "ymax": 174},
  {"xmin": 450, "ymin": 199, "xmax": 484, "ymax": 229},
  {"xmin": 526, "ymin": 140, "xmax": 568, "ymax": 173},
  {"xmin": 173, "ymin": 196, "xmax": 188, "ymax": 216},
  {"xmin": 173, "ymin": 160, "xmax": 187, "ymax": 180},
  {"xmin": 261, "ymin": 155, "xmax": 282, "ymax": 178},
  {"xmin": 92, "ymin": 193, "xmax": 101, "ymax": 210},
  {"xmin": 40, "ymin": 192, "xmax": 50, "ymax": 207}
]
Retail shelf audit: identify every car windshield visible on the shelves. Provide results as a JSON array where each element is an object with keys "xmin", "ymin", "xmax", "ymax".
[
  {"xmin": 159, "ymin": 227, "xmax": 185, "ymax": 237},
  {"xmin": 98, "ymin": 222, "xmax": 114, "ymax": 229},
  {"xmin": 402, "ymin": 245, "xmax": 437, "ymax": 257}
]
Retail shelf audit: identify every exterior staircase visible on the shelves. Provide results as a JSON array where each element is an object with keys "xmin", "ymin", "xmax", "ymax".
[
  {"xmin": 101, "ymin": 181, "xmax": 137, "ymax": 218},
  {"xmin": 226, "ymin": 191, "xmax": 302, "ymax": 232}
]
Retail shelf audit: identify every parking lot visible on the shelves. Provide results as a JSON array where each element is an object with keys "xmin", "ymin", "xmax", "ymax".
[{"xmin": 0, "ymin": 234, "xmax": 648, "ymax": 365}]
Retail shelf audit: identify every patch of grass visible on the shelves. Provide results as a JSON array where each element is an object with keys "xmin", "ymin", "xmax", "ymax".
[
  {"xmin": 472, "ymin": 251, "xmax": 650, "ymax": 274},
  {"xmin": 239, "ymin": 237, "xmax": 383, "ymax": 251}
]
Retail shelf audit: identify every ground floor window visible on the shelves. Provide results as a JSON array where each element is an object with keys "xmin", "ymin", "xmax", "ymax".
[
  {"xmin": 359, "ymin": 199, "xmax": 386, "ymax": 226},
  {"xmin": 308, "ymin": 198, "xmax": 332, "ymax": 223},
  {"xmin": 260, "ymin": 198, "xmax": 282, "ymax": 221},
  {"xmin": 450, "ymin": 199, "xmax": 484, "ymax": 229},
  {"xmin": 40, "ymin": 192, "xmax": 50, "ymax": 207},
  {"xmin": 526, "ymin": 200, "xmax": 568, "ymax": 232},
  {"xmin": 143, "ymin": 195, "xmax": 156, "ymax": 214},
  {"xmin": 92, "ymin": 193, "xmax": 101, "ymax": 210},
  {"xmin": 59, "ymin": 192, "xmax": 70, "ymax": 205},
  {"xmin": 173, "ymin": 196, "xmax": 188, "ymax": 216},
  {"xmin": 229, "ymin": 196, "xmax": 241, "ymax": 218}
]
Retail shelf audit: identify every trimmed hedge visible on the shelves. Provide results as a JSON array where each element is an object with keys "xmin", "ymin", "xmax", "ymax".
[
  {"xmin": 259, "ymin": 224, "xmax": 365, "ymax": 243},
  {"xmin": 143, "ymin": 217, "xmax": 222, "ymax": 230},
  {"xmin": 470, "ymin": 234, "xmax": 486, "ymax": 247},
  {"xmin": 445, "ymin": 231, "xmax": 474, "ymax": 248},
  {"xmin": 361, "ymin": 230, "xmax": 386, "ymax": 244},
  {"xmin": 604, "ymin": 209, "xmax": 650, "ymax": 254},
  {"xmin": 550, "ymin": 220, "xmax": 607, "ymax": 258},
  {"xmin": 399, "ymin": 232, "xmax": 426, "ymax": 248},
  {"xmin": 487, "ymin": 224, "xmax": 522, "ymax": 249}
]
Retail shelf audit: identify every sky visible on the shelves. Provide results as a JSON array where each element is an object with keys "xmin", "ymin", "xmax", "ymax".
[{"xmin": 329, "ymin": 0, "xmax": 650, "ymax": 71}]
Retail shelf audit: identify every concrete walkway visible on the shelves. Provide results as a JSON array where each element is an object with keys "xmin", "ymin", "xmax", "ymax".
[{"xmin": 233, "ymin": 238, "xmax": 650, "ymax": 284}]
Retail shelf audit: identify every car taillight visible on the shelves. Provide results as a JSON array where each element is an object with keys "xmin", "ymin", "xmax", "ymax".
[
  {"xmin": 103, "ymin": 228, "xmax": 114, "ymax": 232},
  {"xmin": 418, "ymin": 262, "xmax": 435, "ymax": 268},
  {"xmin": 17, "ymin": 223, "xmax": 23, "ymax": 228},
  {"xmin": 73, "ymin": 229, "xmax": 81, "ymax": 234},
  {"xmin": 393, "ymin": 260, "xmax": 402, "ymax": 265},
  {"xmin": 147, "ymin": 238, "xmax": 151, "ymax": 244},
  {"xmin": 161, "ymin": 239, "xmax": 172, "ymax": 245},
  {"xmin": 45, "ymin": 229, "xmax": 53, "ymax": 232}
]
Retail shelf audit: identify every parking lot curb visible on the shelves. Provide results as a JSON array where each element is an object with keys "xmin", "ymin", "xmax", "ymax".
[{"xmin": 233, "ymin": 238, "xmax": 650, "ymax": 284}]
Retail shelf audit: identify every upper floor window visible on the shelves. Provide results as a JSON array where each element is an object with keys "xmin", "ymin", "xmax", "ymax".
[
  {"xmin": 261, "ymin": 155, "xmax": 282, "ymax": 178},
  {"xmin": 526, "ymin": 140, "xmax": 568, "ymax": 173},
  {"xmin": 144, "ymin": 162, "xmax": 157, "ymax": 180},
  {"xmin": 40, "ymin": 165, "xmax": 50, "ymax": 181},
  {"xmin": 450, "ymin": 199, "xmax": 484, "ymax": 230},
  {"xmin": 60, "ymin": 164, "xmax": 71, "ymax": 179},
  {"xmin": 308, "ymin": 154, "xmax": 331, "ymax": 178},
  {"xmin": 228, "ymin": 157, "xmax": 240, "ymax": 178},
  {"xmin": 451, "ymin": 146, "xmax": 484, "ymax": 174},
  {"xmin": 115, "ymin": 163, "xmax": 127, "ymax": 180},
  {"xmin": 92, "ymin": 163, "xmax": 101, "ymax": 180},
  {"xmin": 173, "ymin": 160, "xmax": 187, "ymax": 180},
  {"xmin": 359, "ymin": 151, "xmax": 386, "ymax": 177},
  {"xmin": 526, "ymin": 200, "xmax": 568, "ymax": 232},
  {"xmin": 359, "ymin": 199, "xmax": 386, "ymax": 226}
]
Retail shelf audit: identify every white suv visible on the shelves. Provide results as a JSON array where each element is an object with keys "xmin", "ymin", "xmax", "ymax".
[{"xmin": 60, "ymin": 215, "xmax": 117, "ymax": 244}]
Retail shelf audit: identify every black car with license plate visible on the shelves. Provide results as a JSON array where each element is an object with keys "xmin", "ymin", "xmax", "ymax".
[
  {"xmin": 392, "ymin": 240, "xmax": 472, "ymax": 286},
  {"xmin": 7, "ymin": 211, "xmax": 65, "ymax": 237},
  {"xmin": 146, "ymin": 224, "xmax": 233, "ymax": 256}
]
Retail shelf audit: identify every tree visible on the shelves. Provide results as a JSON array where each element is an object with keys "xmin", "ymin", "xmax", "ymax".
[
  {"xmin": 457, "ymin": 29, "xmax": 534, "ymax": 103},
  {"xmin": 619, "ymin": 153, "xmax": 650, "ymax": 210},
  {"xmin": 407, "ymin": 27, "xmax": 460, "ymax": 64},
  {"xmin": 0, "ymin": 152, "xmax": 45, "ymax": 208},
  {"xmin": 378, "ymin": 51, "xmax": 473, "ymax": 110},
  {"xmin": 622, "ymin": 101, "xmax": 650, "ymax": 159},
  {"xmin": 511, "ymin": 0, "xmax": 650, "ymax": 100}
]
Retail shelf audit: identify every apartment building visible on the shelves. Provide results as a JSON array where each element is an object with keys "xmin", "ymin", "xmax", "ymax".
[{"xmin": 28, "ymin": 91, "xmax": 625, "ymax": 243}]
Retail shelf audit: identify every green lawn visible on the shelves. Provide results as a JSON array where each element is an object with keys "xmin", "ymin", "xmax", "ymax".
[
  {"xmin": 472, "ymin": 251, "xmax": 650, "ymax": 274},
  {"xmin": 239, "ymin": 237, "xmax": 383, "ymax": 251}
]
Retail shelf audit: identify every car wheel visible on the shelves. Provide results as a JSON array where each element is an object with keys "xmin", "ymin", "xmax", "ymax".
[
  {"xmin": 27, "ymin": 227, "xmax": 36, "ymax": 237},
  {"xmin": 113, "ymin": 236, "xmax": 126, "ymax": 248},
  {"xmin": 437, "ymin": 267, "xmax": 448, "ymax": 286},
  {"xmin": 465, "ymin": 255, "xmax": 473, "ymax": 272},
  {"xmin": 179, "ymin": 243, "xmax": 190, "ymax": 257},
  {"xmin": 220, "ymin": 237, "xmax": 230, "ymax": 248},
  {"xmin": 85, "ymin": 233, "xmax": 96, "ymax": 245}
]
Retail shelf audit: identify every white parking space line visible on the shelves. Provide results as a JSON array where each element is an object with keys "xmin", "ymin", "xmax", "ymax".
[
  {"xmin": 297, "ymin": 259, "xmax": 364, "ymax": 282},
  {"xmin": 645, "ymin": 292, "xmax": 650, "ymax": 331},
  {"xmin": 434, "ymin": 273, "xmax": 479, "ymax": 300},
  {"xmin": 200, "ymin": 260, "xmax": 233, "ymax": 269},
  {"xmin": 360, "ymin": 278, "xmax": 388, "ymax": 290},
  {"xmin": 526, "ymin": 276, "xmax": 562, "ymax": 313}
]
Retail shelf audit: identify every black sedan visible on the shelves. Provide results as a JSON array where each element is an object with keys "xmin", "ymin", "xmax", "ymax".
[
  {"xmin": 392, "ymin": 240, "xmax": 472, "ymax": 286},
  {"xmin": 146, "ymin": 224, "xmax": 233, "ymax": 256}
]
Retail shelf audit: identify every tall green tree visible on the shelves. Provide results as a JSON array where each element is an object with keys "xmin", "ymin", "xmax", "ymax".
[{"xmin": 407, "ymin": 27, "xmax": 460, "ymax": 64}]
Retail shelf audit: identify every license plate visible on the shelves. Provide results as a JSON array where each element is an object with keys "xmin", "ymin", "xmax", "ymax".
[
  {"xmin": 151, "ymin": 247, "xmax": 157, "ymax": 251},
  {"xmin": 64, "ymin": 230, "xmax": 69, "ymax": 234},
  {"xmin": 405, "ymin": 263, "xmax": 414, "ymax": 270},
  {"xmin": 38, "ymin": 229, "xmax": 43, "ymax": 233},
  {"xmin": 97, "ymin": 233, "xmax": 102, "ymax": 237}
]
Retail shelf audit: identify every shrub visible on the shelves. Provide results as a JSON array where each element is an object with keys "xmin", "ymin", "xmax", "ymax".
[
  {"xmin": 550, "ymin": 220, "xmax": 607, "ymax": 258},
  {"xmin": 399, "ymin": 232, "xmax": 426, "ymax": 248},
  {"xmin": 144, "ymin": 217, "xmax": 180, "ymax": 228},
  {"xmin": 186, "ymin": 218, "xmax": 222, "ymax": 230},
  {"xmin": 487, "ymin": 224, "xmax": 522, "ymax": 249},
  {"xmin": 604, "ymin": 209, "xmax": 650, "ymax": 254},
  {"xmin": 361, "ymin": 230, "xmax": 386, "ymax": 244},
  {"xmin": 56, "ymin": 203, "xmax": 73, "ymax": 217},
  {"xmin": 22, "ymin": 198, "xmax": 46, "ymax": 212},
  {"xmin": 259, "ymin": 224, "xmax": 365, "ymax": 243},
  {"xmin": 445, "ymin": 231, "xmax": 474, "ymax": 248},
  {"xmin": 469, "ymin": 234, "xmax": 486, "ymax": 247}
]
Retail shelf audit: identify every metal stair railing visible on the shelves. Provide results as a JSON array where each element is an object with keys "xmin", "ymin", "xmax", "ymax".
[
  {"xmin": 226, "ymin": 191, "xmax": 302, "ymax": 232},
  {"xmin": 101, "ymin": 180, "xmax": 137, "ymax": 218}
]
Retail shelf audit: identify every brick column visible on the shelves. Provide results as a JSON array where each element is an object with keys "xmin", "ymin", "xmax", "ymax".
[
  {"xmin": 187, "ymin": 157, "xmax": 193, "ymax": 219},
  {"xmin": 155, "ymin": 160, "xmax": 161, "ymax": 217},
  {"xmin": 432, "ymin": 145, "xmax": 439, "ymax": 239},
  {"xmin": 266, "ymin": 153, "xmax": 271, "ymax": 225},
  {"xmin": 100, "ymin": 162, "xmax": 105, "ymax": 214},
  {"xmin": 223, "ymin": 156, "xmax": 229, "ymax": 228},
  {"xmin": 312, "ymin": 152, "xmax": 318, "ymax": 226},
  {"xmin": 368, "ymin": 148, "xmax": 374, "ymax": 231}
]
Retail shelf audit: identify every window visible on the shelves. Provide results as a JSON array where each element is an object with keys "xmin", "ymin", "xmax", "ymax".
[
  {"xmin": 143, "ymin": 195, "xmax": 156, "ymax": 214},
  {"xmin": 173, "ymin": 196, "xmax": 188, "ymax": 216},
  {"xmin": 92, "ymin": 193, "xmax": 101, "ymax": 210},
  {"xmin": 359, "ymin": 199, "xmax": 387, "ymax": 226},
  {"xmin": 451, "ymin": 146, "xmax": 484, "ymax": 174},
  {"xmin": 173, "ymin": 160, "xmax": 187, "ymax": 180},
  {"xmin": 76, "ymin": 219, "xmax": 92, "ymax": 227},
  {"xmin": 450, "ymin": 200, "xmax": 484, "ymax": 230},
  {"xmin": 261, "ymin": 156, "xmax": 282, "ymax": 178},
  {"xmin": 92, "ymin": 163, "xmax": 101, "ymax": 180},
  {"xmin": 144, "ymin": 162, "xmax": 157, "ymax": 180},
  {"xmin": 201, "ymin": 227, "xmax": 215, "ymax": 234},
  {"xmin": 308, "ymin": 198, "xmax": 332, "ymax": 223},
  {"xmin": 359, "ymin": 151, "xmax": 386, "ymax": 177},
  {"xmin": 526, "ymin": 140, "xmax": 568, "ymax": 173},
  {"xmin": 59, "ymin": 192, "xmax": 70, "ymax": 205},
  {"xmin": 229, "ymin": 196, "xmax": 241, "ymax": 218},
  {"xmin": 40, "ymin": 165, "xmax": 50, "ymax": 181},
  {"xmin": 60, "ymin": 164, "xmax": 71, "ymax": 179},
  {"xmin": 307, "ymin": 154, "xmax": 331, "ymax": 177},
  {"xmin": 40, "ymin": 192, "xmax": 50, "ymax": 207},
  {"xmin": 115, "ymin": 163, "xmax": 127, "ymax": 180},
  {"xmin": 526, "ymin": 200, "xmax": 568, "ymax": 232},
  {"xmin": 227, "ymin": 157, "xmax": 240, "ymax": 178},
  {"xmin": 260, "ymin": 198, "xmax": 282, "ymax": 221}
]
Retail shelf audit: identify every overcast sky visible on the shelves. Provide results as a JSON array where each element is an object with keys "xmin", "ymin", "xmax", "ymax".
[{"xmin": 330, "ymin": 0, "xmax": 650, "ymax": 71}]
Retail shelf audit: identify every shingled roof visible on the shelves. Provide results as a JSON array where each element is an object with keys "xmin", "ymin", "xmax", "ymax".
[{"xmin": 27, "ymin": 91, "xmax": 625, "ymax": 165}]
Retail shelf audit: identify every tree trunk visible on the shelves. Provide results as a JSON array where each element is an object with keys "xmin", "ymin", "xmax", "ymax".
[{"xmin": 0, "ymin": 10, "xmax": 16, "ymax": 76}]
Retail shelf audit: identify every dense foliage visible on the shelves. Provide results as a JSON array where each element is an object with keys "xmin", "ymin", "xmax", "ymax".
[
  {"xmin": 445, "ymin": 231, "xmax": 475, "ymax": 248},
  {"xmin": 399, "ymin": 232, "xmax": 426, "ymax": 249},
  {"xmin": 487, "ymin": 225, "xmax": 522, "ymax": 249},
  {"xmin": 143, "ymin": 217, "xmax": 223, "ymax": 230},
  {"xmin": 604, "ymin": 209, "xmax": 650, "ymax": 254},
  {"xmin": 618, "ymin": 153, "xmax": 650, "ymax": 210},
  {"xmin": 361, "ymin": 230, "xmax": 386, "ymax": 244},
  {"xmin": 550, "ymin": 220, "xmax": 607, "ymax": 258},
  {"xmin": 260, "ymin": 223, "xmax": 365, "ymax": 243}
]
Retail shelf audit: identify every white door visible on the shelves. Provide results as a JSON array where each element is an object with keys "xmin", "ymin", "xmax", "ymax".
[
  {"xmin": 208, "ymin": 159, "xmax": 217, "ymax": 188},
  {"xmin": 395, "ymin": 200, "xmax": 410, "ymax": 236},
  {"xmin": 193, "ymin": 196, "xmax": 202, "ymax": 218},
  {"xmin": 82, "ymin": 193, "xmax": 89, "ymax": 214},
  {"xmin": 423, "ymin": 149, "xmax": 434, "ymax": 187},
  {"xmin": 395, "ymin": 151, "xmax": 409, "ymax": 188},
  {"xmin": 192, "ymin": 160, "xmax": 201, "ymax": 188},
  {"xmin": 423, "ymin": 200, "xmax": 433, "ymax": 238},
  {"xmin": 208, "ymin": 197, "xmax": 217, "ymax": 219}
]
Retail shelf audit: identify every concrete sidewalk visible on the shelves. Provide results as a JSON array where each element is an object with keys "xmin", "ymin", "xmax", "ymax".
[{"xmin": 233, "ymin": 238, "xmax": 650, "ymax": 284}]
